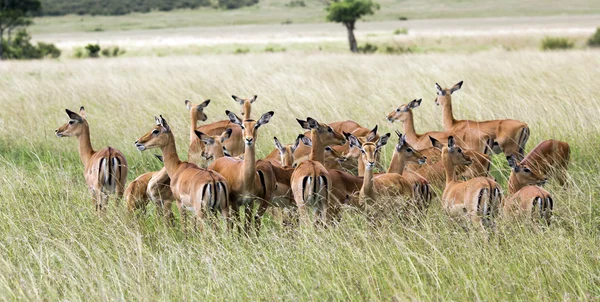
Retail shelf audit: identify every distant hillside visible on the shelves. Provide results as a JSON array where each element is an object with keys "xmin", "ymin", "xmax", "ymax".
[{"xmin": 39, "ymin": 0, "xmax": 257, "ymax": 16}]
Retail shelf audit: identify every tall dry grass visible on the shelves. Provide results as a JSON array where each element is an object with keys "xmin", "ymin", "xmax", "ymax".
[{"xmin": 0, "ymin": 51, "xmax": 599, "ymax": 300}]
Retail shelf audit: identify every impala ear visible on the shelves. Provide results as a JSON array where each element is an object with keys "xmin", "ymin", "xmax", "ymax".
[
  {"xmin": 296, "ymin": 118, "xmax": 310, "ymax": 130},
  {"xmin": 226, "ymin": 110, "xmax": 243, "ymax": 126},
  {"xmin": 159, "ymin": 115, "xmax": 170, "ymax": 132},
  {"xmin": 221, "ymin": 128, "xmax": 232, "ymax": 142},
  {"xmin": 448, "ymin": 136, "xmax": 456, "ymax": 149},
  {"xmin": 396, "ymin": 132, "xmax": 406, "ymax": 150},
  {"xmin": 232, "ymin": 95, "xmax": 244, "ymax": 104},
  {"xmin": 66, "ymin": 109, "xmax": 83, "ymax": 122},
  {"xmin": 366, "ymin": 125, "xmax": 378, "ymax": 142},
  {"xmin": 507, "ymin": 155, "xmax": 520, "ymax": 172},
  {"xmin": 274, "ymin": 137, "xmax": 284, "ymax": 152},
  {"xmin": 435, "ymin": 83, "xmax": 444, "ymax": 95},
  {"xmin": 450, "ymin": 81, "xmax": 463, "ymax": 94},
  {"xmin": 250, "ymin": 95, "xmax": 258, "ymax": 103},
  {"xmin": 292, "ymin": 134, "xmax": 302, "ymax": 153},
  {"xmin": 377, "ymin": 133, "xmax": 391, "ymax": 150},
  {"xmin": 79, "ymin": 106, "xmax": 87, "ymax": 119},
  {"xmin": 300, "ymin": 134, "xmax": 312, "ymax": 147},
  {"xmin": 429, "ymin": 136, "xmax": 443, "ymax": 150},
  {"xmin": 256, "ymin": 111, "xmax": 274, "ymax": 128},
  {"xmin": 306, "ymin": 117, "xmax": 319, "ymax": 129},
  {"xmin": 194, "ymin": 130, "xmax": 210, "ymax": 144},
  {"xmin": 198, "ymin": 99, "xmax": 210, "ymax": 109},
  {"xmin": 347, "ymin": 134, "xmax": 362, "ymax": 149},
  {"xmin": 155, "ymin": 116, "xmax": 161, "ymax": 125},
  {"xmin": 153, "ymin": 154, "xmax": 164, "ymax": 163},
  {"xmin": 409, "ymin": 99, "xmax": 422, "ymax": 108}
]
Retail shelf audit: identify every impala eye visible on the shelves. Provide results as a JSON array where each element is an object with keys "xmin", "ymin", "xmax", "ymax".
[
  {"xmin": 152, "ymin": 129, "xmax": 159, "ymax": 135},
  {"xmin": 406, "ymin": 148, "xmax": 413, "ymax": 153},
  {"xmin": 396, "ymin": 108, "xmax": 400, "ymax": 112},
  {"xmin": 328, "ymin": 127, "xmax": 333, "ymax": 133},
  {"xmin": 524, "ymin": 168, "xmax": 531, "ymax": 173},
  {"xmin": 68, "ymin": 120, "xmax": 75, "ymax": 125},
  {"xmin": 457, "ymin": 148, "xmax": 462, "ymax": 153}
]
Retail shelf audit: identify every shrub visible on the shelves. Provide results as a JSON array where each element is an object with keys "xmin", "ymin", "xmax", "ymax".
[
  {"xmin": 587, "ymin": 27, "xmax": 600, "ymax": 47},
  {"xmin": 285, "ymin": 0, "xmax": 305, "ymax": 7},
  {"xmin": 85, "ymin": 44, "xmax": 101, "ymax": 57},
  {"xmin": 382, "ymin": 44, "xmax": 413, "ymax": 54},
  {"xmin": 218, "ymin": 0, "xmax": 258, "ymax": 9},
  {"xmin": 264, "ymin": 46, "xmax": 286, "ymax": 53},
  {"xmin": 281, "ymin": 19, "xmax": 293, "ymax": 25},
  {"xmin": 398, "ymin": 16, "xmax": 408, "ymax": 21},
  {"xmin": 234, "ymin": 48, "xmax": 250, "ymax": 54},
  {"xmin": 540, "ymin": 37, "xmax": 574, "ymax": 50},
  {"xmin": 1, "ymin": 30, "xmax": 61, "ymax": 60},
  {"xmin": 101, "ymin": 46, "xmax": 125, "ymax": 57},
  {"xmin": 393, "ymin": 28, "xmax": 408, "ymax": 35},
  {"xmin": 357, "ymin": 43, "xmax": 378, "ymax": 54},
  {"xmin": 37, "ymin": 42, "xmax": 62, "ymax": 58}
]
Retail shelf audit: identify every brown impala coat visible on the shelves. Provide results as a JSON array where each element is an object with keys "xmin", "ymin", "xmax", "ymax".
[
  {"xmin": 504, "ymin": 156, "xmax": 553, "ymax": 223},
  {"xmin": 521, "ymin": 139, "xmax": 570, "ymax": 186},
  {"xmin": 435, "ymin": 81, "xmax": 529, "ymax": 159},
  {"xmin": 124, "ymin": 155, "xmax": 173, "ymax": 219},
  {"xmin": 55, "ymin": 107, "xmax": 128, "ymax": 211},
  {"xmin": 135, "ymin": 116, "xmax": 230, "ymax": 231}
]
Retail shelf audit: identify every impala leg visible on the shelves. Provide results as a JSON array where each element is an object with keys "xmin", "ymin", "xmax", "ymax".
[
  {"xmin": 253, "ymin": 200, "xmax": 270, "ymax": 236},
  {"xmin": 176, "ymin": 200, "xmax": 187, "ymax": 234},
  {"xmin": 296, "ymin": 202, "xmax": 310, "ymax": 228},
  {"xmin": 194, "ymin": 207, "xmax": 205, "ymax": 234},
  {"xmin": 244, "ymin": 202, "xmax": 254, "ymax": 236},
  {"xmin": 162, "ymin": 200, "xmax": 175, "ymax": 226}
]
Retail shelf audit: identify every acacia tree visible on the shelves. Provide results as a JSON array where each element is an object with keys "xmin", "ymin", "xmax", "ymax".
[
  {"xmin": 0, "ymin": 0, "xmax": 41, "ymax": 59},
  {"xmin": 326, "ymin": 0, "xmax": 379, "ymax": 53}
]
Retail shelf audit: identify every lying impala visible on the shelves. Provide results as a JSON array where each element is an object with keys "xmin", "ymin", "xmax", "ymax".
[
  {"xmin": 520, "ymin": 140, "xmax": 570, "ymax": 187},
  {"xmin": 195, "ymin": 129, "xmax": 232, "ymax": 163},
  {"xmin": 387, "ymin": 98, "xmax": 494, "ymax": 160},
  {"xmin": 440, "ymin": 136, "xmax": 502, "ymax": 232},
  {"xmin": 187, "ymin": 95, "xmax": 257, "ymax": 159},
  {"xmin": 124, "ymin": 155, "xmax": 173, "ymax": 221},
  {"xmin": 55, "ymin": 107, "xmax": 128, "ymax": 211},
  {"xmin": 435, "ymin": 81, "xmax": 529, "ymax": 159},
  {"xmin": 505, "ymin": 155, "xmax": 553, "ymax": 223},
  {"xmin": 291, "ymin": 117, "xmax": 346, "ymax": 225},
  {"xmin": 135, "ymin": 116, "xmax": 231, "ymax": 231},
  {"xmin": 208, "ymin": 110, "xmax": 277, "ymax": 234}
]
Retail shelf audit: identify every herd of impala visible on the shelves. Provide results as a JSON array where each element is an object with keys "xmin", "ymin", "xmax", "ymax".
[{"xmin": 54, "ymin": 81, "xmax": 571, "ymax": 234}]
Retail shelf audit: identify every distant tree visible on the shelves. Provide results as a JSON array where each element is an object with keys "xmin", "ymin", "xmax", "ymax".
[
  {"xmin": 0, "ymin": 0, "xmax": 41, "ymax": 59},
  {"xmin": 325, "ymin": 0, "xmax": 379, "ymax": 53}
]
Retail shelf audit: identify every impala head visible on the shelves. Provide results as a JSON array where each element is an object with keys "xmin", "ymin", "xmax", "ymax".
[
  {"xmin": 507, "ymin": 155, "xmax": 547, "ymax": 186},
  {"xmin": 185, "ymin": 99, "xmax": 210, "ymax": 122},
  {"xmin": 325, "ymin": 146, "xmax": 349, "ymax": 165},
  {"xmin": 232, "ymin": 95, "xmax": 257, "ymax": 118},
  {"xmin": 296, "ymin": 117, "xmax": 346, "ymax": 146},
  {"xmin": 227, "ymin": 110, "xmax": 274, "ymax": 146},
  {"xmin": 441, "ymin": 136, "xmax": 472, "ymax": 166},
  {"xmin": 274, "ymin": 134, "xmax": 303, "ymax": 167},
  {"xmin": 55, "ymin": 106, "xmax": 88, "ymax": 138},
  {"xmin": 387, "ymin": 99, "xmax": 422, "ymax": 123},
  {"xmin": 195, "ymin": 128, "xmax": 232, "ymax": 161},
  {"xmin": 395, "ymin": 130, "xmax": 427, "ymax": 165},
  {"xmin": 135, "ymin": 115, "xmax": 172, "ymax": 151},
  {"xmin": 434, "ymin": 81, "xmax": 463, "ymax": 106},
  {"xmin": 348, "ymin": 131, "xmax": 390, "ymax": 170},
  {"xmin": 344, "ymin": 125, "xmax": 379, "ymax": 160}
]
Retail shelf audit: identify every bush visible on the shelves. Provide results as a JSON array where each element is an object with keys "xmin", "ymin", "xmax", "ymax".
[
  {"xmin": 264, "ymin": 46, "xmax": 286, "ymax": 53},
  {"xmin": 1, "ymin": 30, "xmax": 61, "ymax": 60},
  {"xmin": 101, "ymin": 46, "xmax": 125, "ymax": 57},
  {"xmin": 587, "ymin": 27, "xmax": 600, "ymax": 47},
  {"xmin": 285, "ymin": 0, "xmax": 305, "ymax": 7},
  {"xmin": 281, "ymin": 19, "xmax": 293, "ymax": 25},
  {"xmin": 393, "ymin": 28, "xmax": 408, "ymax": 35},
  {"xmin": 234, "ymin": 48, "xmax": 250, "ymax": 54},
  {"xmin": 540, "ymin": 37, "xmax": 574, "ymax": 50},
  {"xmin": 85, "ymin": 44, "xmax": 101, "ymax": 57},
  {"xmin": 357, "ymin": 43, "xmax": 378, "ymax": 54},
  {"xmin": 398, "ymin": 16, "xmax": 408, "ymax": 21},
  {"xmin": 382, "ymin": 44, "xmax": 413, "ymax": 54},
  {"xmin": 218, "ymin": 0, "xmax": 258, "ymax": 9}
]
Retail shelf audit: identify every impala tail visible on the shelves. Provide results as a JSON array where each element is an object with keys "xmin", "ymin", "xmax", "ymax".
[
  {"xmin": 99, "ymin": 147, "xmax": 122, "ymax": 194},
  {"xmin": 532, "ymin": 196, "xmax": 553, "ymax": 225},
  {"xmin": 476, "ymin": 187, "xmax": 495, "ymax": 228},
  {"xmin": 201, "ymin": 174, "xmax": 229, "ymax": 212},
  {"xmin": 301, "ymin": 173, "xmax": 329, "ymax": 209}
]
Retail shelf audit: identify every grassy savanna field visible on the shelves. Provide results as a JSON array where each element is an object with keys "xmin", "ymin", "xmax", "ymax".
[{"xmin": 0, "ymin": 50, "xmax": 599, "ymax": 299}]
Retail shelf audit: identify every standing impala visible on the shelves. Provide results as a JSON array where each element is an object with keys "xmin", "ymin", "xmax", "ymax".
[
  {"xmin": 55, "ymin": 107, "xmax": 128, "ymax": 211},
  {"xmin": 124, "ymin": 155, "xmax": 173, "ymax": 221},
  {"xmin": 208, "ymin": 110, "xmax": 276, "ymax": 234},
  {"xmin": 434, "ymin": 81, "xmax": 529, "ymax": 159},
  {"xmin": 291, "ymin": 117, "xmax": 346, "ymax": 225},
  {"xmin": 387, "ymin": 98, "xmax": 493, "ymax": 156},
  {"xmin": 135, "ymin": 116, "xmax": 231, "ymax": 231},
  {"xmin": 440, "ymin": 137, "xmax": 502, "ymax": 232},
  {"xmin": 520, "ymin": 140, "xmax": 570, "ymax": 187},
  {"xmin": 505, "ymin": 155, "xmax": 553, "ymax": 223}
]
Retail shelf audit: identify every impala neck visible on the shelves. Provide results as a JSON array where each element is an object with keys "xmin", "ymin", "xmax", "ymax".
[
  {"xmin": 360, "ymin": 162, "xmax": 375, "ymax": 203},
  {"xmin": 402, "ymin": 111, "xmax": 419, "ymax": 143},
  {"xmin": 76, "ymin": 123, "xmax": 95, "ymax": 167},
  {"xmin": 309, "ymin": 129, "xmax": 325, "ymax": 163},
  {"xmin": 507, "ymin": 173, "xmax": 524, "ymax": 195},
  {"xmin": 442, "ymin": 149, "xmax": 456, "ymax": 186},
  {"xmin": 190, "ymin": 110, "xmax": 199, "ymax": 143},
  {"xmin": 441, "ymin": 99, "xmax": 456, "ymax": 131},
  {"xmin": 387, "ymin": 149, "xmax": 407, "ymax": 174},
  {"xmin": 242, "ymin": 141, "xmax": 256, "ymax": 191},
  {"xmin": 161, "ymin": 132, "xmax": 183, "ymax": 177},
  {"xmin": 243, "ymin": 103, "xmax": 252, "ymax": 120}
]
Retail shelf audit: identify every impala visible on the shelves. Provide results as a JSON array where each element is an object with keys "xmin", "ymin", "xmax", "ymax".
[
  {"xmin": 124, "ymin": 155, "xmax": 173, "ymax": 222},
  {"xmin": 290, "ymin": 117, "xmax": 346, "ymax": 225},
  {"xmin": 434, "ymin": 81, "xmax": 529, "ymax": 159},
  {"xmin": 440, "ymin": 136, "xmax": 502, "ymax": 232},
  {"xmin": 505, "ymin": 155, "xmax": 553, "ymax": 223},
  {"xmin": 135, "ymin": 116, "xmax": 231, "ymax": 231},
  {"xmin": 387, "ymin": 98, "xmax": 494, "ymax": 158},
  {"xmin": 208, "ymin": 110, "xmax": 277, "ymax": 234},
  {"xmin": 520, "ymin": 140, "xmax": 570, "ymax": 187},
  {"xmin": 195, "ymin": 129, "xmax": 232, "ymax": 163},
  {"xmin": 187, "ymin": 95, "xmax": 257, "ymax": 159},
  {"xmin": 55, "ymin": 107, "xmax": 128, "ymax": 211}
]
